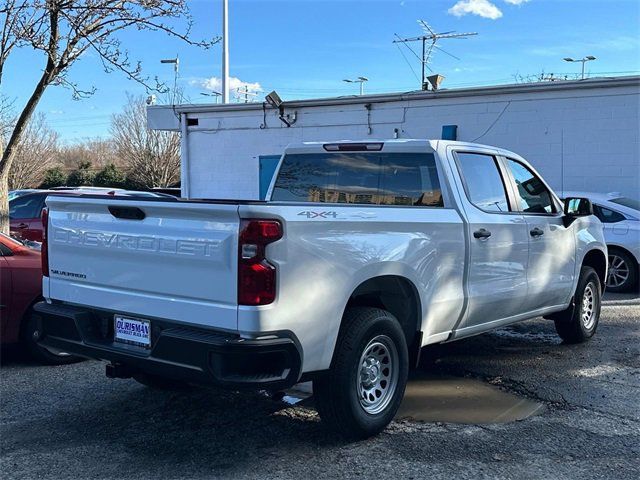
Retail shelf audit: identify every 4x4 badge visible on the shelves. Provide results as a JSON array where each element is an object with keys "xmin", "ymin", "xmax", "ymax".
[{"xmin": 297, "ymin": 211, "xmax": 338, "ymax": 219}]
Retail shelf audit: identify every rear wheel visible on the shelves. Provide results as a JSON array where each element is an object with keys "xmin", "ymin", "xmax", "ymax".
[
  {"xmin": 607, "ymin": 249, "xmax": 638, "ymax": 293},
  {"xmin": 554, "ymin": 266, "xmax": 602, "ymax": 344},
  {"xmin": 22, "ymin": 311, "xmax": 82, "ymax": 365},
  {"xmin": 313, "ymin": 307, "xmax": 409, "ymax": 439}
]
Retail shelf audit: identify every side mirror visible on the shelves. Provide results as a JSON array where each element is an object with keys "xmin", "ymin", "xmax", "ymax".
[
  {"xmin": 563, "ymin": 197, "xmax": 593, "ymax": 226},
  {"xmin": 564, "ymin": 197, "xmax": 593, "ymax": 216}
]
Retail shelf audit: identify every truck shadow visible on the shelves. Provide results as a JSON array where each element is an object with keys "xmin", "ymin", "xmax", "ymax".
[{"xmin": 1, "ymin": 380, "xmax": 343, "ymax": 475}]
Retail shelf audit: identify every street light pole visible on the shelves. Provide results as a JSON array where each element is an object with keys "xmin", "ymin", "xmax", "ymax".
[
  {"xmin": 343, "ymin": 77, "xmax": 369, "ymax": 95},
  {"xmin": 563, "ymin": 56, "xmax": 596, "ymax": 80},
  {"xmin": 200, "ymin": 91, "xmax": 222, "ymax": 104},
  {"xmin": 160, "ymin": 56, "xmax": 179, "ymax": 104},
  {"xmin": 222, "ymin": 0, "xmax": 229, "ymax": 103}
]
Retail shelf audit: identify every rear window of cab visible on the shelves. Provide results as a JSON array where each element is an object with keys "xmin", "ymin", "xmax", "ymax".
[{"xmin": 271, "ymin": 152, "xmax": 443, "ymax": 207}]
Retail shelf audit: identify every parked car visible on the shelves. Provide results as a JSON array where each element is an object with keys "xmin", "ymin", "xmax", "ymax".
[
  {"xmin": 34, "ymin": 140, "xmax": 606, "ymax": 438},
  {"xmin": 8, "ymin": 189, "xmax": 38, "ymax": 201},
  {"xmin": 0, "ymin": 233, "xmax": 79, "ymax": 364},
  {"xmin": 9, "ymin": 188, "xmax": 175, "ymax": 242},
  {"xmin": 563, "ymin": 192, "xmax": 639, "ymax": 292}
]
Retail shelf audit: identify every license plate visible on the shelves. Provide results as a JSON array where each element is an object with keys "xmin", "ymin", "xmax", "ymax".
[{"xmin": 114, "ymin": 316, "xmax": 151, "ymax": 348}]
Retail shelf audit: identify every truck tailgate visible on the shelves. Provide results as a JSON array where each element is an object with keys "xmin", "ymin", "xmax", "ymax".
[{"xmin": 44, "ymin": 196, "xmax": 240, "ymax": 331}]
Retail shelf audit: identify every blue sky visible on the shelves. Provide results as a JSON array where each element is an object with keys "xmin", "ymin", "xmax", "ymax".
[{"xmin": 2, "ymin": 0, "xmax": 639, "ymax": 143}]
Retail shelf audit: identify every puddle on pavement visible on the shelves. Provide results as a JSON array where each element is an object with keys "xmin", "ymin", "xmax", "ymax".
[
  {"xmin": 283, "ymin": 373, "xmax": 543, "ymax": 424},
  {"xmin": 396, "ymin": 372, "xmax": 544, "ymax": 423}
]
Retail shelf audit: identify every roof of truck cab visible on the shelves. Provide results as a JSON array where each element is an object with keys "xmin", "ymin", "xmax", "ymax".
[
  {"xmin": 283, "ymin": 139, "xmax": 435, "ymax": 155},
  {"xmin": 283, "ymin": 139, "xmax": 521, "ymax": 158}
]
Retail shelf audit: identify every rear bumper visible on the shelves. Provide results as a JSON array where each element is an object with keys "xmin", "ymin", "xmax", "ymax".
[{"xmin": 33, "ymin": 302, "xmax": 302, "ymax": 390}]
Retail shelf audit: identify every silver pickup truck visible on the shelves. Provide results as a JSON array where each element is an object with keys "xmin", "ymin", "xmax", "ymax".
[{"xmin": 35, "ymin": 139, "xmax": 606, "ymax": 438}]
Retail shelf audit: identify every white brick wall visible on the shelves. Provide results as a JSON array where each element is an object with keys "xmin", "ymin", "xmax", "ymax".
[{"xmin": 153, "ymin": 77, "xmax": 640, "ymax": 200}]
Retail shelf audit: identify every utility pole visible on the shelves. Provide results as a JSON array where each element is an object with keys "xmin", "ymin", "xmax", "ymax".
[
  {"xmin": 222, "ymin": 0, "xmax": 229, "ymax": 103},
  {"xmin": 236, "ymin": 86, "xmax": 257, "ymax": 103}
]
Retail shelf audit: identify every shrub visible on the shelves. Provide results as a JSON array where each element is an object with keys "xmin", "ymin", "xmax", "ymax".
[
  {"xmin": 94, "ymin": 163, "xmax": 126, "ymax": 188},
  {"xmin": 66, "ymin": 161, "xmax": 95, "ymax": 186},
  {"xmin": 40, "ymin": 167, "xmax": 67, "ymax": 188}
]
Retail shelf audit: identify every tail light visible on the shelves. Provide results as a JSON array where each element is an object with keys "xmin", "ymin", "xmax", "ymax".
[
  {"xmin": 41, "ymin": 207, "xmax": 49, "ymax": 276},
  {"xmin": 238, "ymin": 219, "xmax": 282, "ymax": 306}
]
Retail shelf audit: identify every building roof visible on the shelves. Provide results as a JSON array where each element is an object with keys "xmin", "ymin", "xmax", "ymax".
[{"xmin": 149, "ymin": 75, "xmax": 640, "ymax": 115}]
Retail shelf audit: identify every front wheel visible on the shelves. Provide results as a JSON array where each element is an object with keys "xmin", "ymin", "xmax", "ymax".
[
  {"xmin": 313, "ymin": 307, "xmax": 409, "ymax": 439},
  {"xmin": 554, "ymin": 266, "xmax": 602, "ymax": 344}
]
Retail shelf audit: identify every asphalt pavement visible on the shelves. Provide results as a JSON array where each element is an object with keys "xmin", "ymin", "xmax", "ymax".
[{"xmin": 1, "ymin": 292, "xmax": 638, "ymax": 479}]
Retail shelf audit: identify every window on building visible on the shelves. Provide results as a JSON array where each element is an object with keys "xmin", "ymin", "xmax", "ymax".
[
  {"xmin": 456, "ymin": 152, "xmax": 510, "ymax": 213},
  {"xmin": 271, "ymin": 152, "xmax": 443, "ymax": 207}
]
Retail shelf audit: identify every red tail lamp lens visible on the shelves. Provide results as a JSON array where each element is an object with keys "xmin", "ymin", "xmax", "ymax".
[{"xmin": 238, "ymin": 220, "xmax": 282, "ymax": 306}]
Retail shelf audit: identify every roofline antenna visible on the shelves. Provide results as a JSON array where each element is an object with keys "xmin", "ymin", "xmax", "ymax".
[{"xmin": 393, "ymin": 20, "xmax": 477, "ymax": 90}]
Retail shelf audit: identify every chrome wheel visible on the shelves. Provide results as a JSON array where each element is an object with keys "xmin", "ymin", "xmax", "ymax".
[
  {"xmin": 357, "ymin": 335, "xmax": 399, "ymax": 415},
  {"xmin": 581, "ymin": 282, "xmax": 597, "ymax": 330},
  {"xmin": 607, "ymin": 254, "xmax": 630, "ymax": 288}
]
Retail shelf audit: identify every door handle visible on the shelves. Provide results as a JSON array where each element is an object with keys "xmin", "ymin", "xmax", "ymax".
[
  {"xmin": 530, "ymin": 227, "xmax": 544, "ymax": 237},
  {"xmin": 16, "ymin": 223, "xmax": 28, "ymax": 229},
  {"xmin": 473, "ymin": 228, "xmax": 492, "ymax": 239}
]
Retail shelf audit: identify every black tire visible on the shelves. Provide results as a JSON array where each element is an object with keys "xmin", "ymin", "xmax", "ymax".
[
  {"xmin": 22, "ymin": 311, "xmax": 82, "ymax": 365},
  {"xmin": 313, "ymin": 307, "xmax": 409, "ymax": 439},
  {"xmin": 133, "ymin": 373, "xmax": 192, "ymax": 391},
  {"xmin": 553, "ymin": 266, "xmax": 602, "ymax": 344},
  {"xmin": 607, "ymin": 248, "xmax": 638, "ymax": 293}
]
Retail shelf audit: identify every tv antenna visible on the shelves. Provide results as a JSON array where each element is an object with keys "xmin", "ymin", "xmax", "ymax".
[{"xmin": 393, "ymin": 20, "xmax": 477, "ymax": 90}]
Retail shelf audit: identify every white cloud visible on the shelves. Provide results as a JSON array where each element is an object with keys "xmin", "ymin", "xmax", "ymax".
[
  {"xmin": 448, "ymin": 0, "xmax": 503, "ymax": 19},
  {"xmin": 503, "ymin": 0, "xmax": 530, "ymax": 4},
  {"xmin": 192, "ymin": 76, "xmax": 262, "ymax": 94}
]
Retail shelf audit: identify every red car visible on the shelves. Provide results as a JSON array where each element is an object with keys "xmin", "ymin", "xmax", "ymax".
[
  {"xmin": 0, "ymin": 233, "xmax": 79, "ymax": 364},
  {"xmin": 9, "ymin": 191, "xmax": 54, "ymax": 242}
]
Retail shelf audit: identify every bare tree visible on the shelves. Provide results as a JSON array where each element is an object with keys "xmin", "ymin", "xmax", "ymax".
[
  {"xmin": 111, "ymin": 93, "xmax": 180, "ymax": 188},
  {"xmin": 513, "ymin": 70, "xmax": 580, "ymax": 84},
  {"xmin": 0, "ymin": 95, "xmax": 14, "ymax": 140},
  {"xmin": 9, "ymin": 112, "xmax": 58, "ymax": 189},
  {"xmin": 0, "ymin": 1, "xmax": 217, "ymax": 234},
  {"xmin": 57, "ymin": 138, "xmax": 119, "ymax": 171}
]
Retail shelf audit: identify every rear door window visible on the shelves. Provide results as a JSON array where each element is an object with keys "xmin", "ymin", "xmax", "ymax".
[
  {"xmin": 271, "ymin": 152, "xmax": 443, "ymax": 207},
  {"xmin": 455, "ymin": 152, "xmax": 511, "ymax": 213}
]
